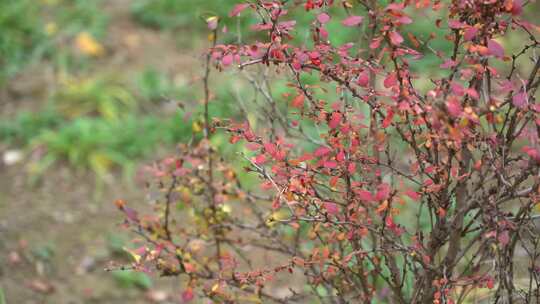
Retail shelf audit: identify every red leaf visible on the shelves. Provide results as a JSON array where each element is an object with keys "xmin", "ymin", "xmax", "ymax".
[
  {"xmin": 384, "ymin": 73, "xmax": 397, "ymax": 88},
  {"xmin": 357, "ymin": 190, "xmax": 373, "ymax": 202},
  {"xmin": 375, "ymin": 183, "xmax": 390, "ymax": 201},
  {"xmin": 254, "ymin": 153, "xmax": 267, "ymax": 165},
  {"xmin": 292, "ymin": 94, "xmax": 305, "ymax": 109},
  {"xmin": 229, "ymin": 3, "xmax": 250, "ymax": 17},
  {"xmin": 314, "ymin": 146, "xmax": 331, "ymax": 157},
  {"xmin": 446, "ymin": 97, "xmax": 462, "ymax": 118},
  {"xmin": 464, "ymin": 27, "xmax": 478, "ymax": 41},
  {"xmin": 181, "ymin": 288, "xmax": 194, "ymax": 302},
  {"xmin": 369, "ymin": 37, "xmax": 382, "ymax": 49},
  {"xmin": 487, "ymin": 39, "xmax": 504, "ymax": 58},
  {"xmin": 323, "ymin": 160, "xmax": 337, "ymax": 169},
  {"xmin": 382, "ymin": 110, "xmax": 393, "ymax": 128},
  {"xmin": 342, "ymin": 15, "xmax": 363, "ymax": 27},
  {"xmin": 264, "ymin": 142, "xmax": 277, "ymax": 156},
  {"xmin": 317, "ymin": 13, "xmax": 330, "ymax": 24},
  {"xmin": 522, "ymin": 146, "xmax": 540, "ymax": 161},
  {"xmin": 405, "ymin": 190, "xmax": 421, "ymax": 201},
  {"xmin": 357, "ymin": 70, "xmax": 370, "ymax": 87},
  {"xmin": 329, "ymin": 112, "xmax": 342, "ymax": 129},
  {"xmin": 389, "ymin": 31, "xmax": 404, "ymax": 46},
  {"xmin": 347, "ymin": 162, "xmax": 356, "ymax": 174}
]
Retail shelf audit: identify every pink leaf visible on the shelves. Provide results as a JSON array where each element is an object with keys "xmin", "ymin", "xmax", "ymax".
[
  {"xmin": 323, "ymin": 160, "xmax": 337, "ymax": 169},
  {"xmin": 357, "ymin": 190, "xmax": 373, "ymax": 202},
  {"xmin": 512, "ymin": 90, "xmax": 527, "ymax": 108},
  {"xmin": 389, "ymin": 31, "xmax": 404, "ymax": 46},
  {"xmin": 291, "ymin": 94, "xmax": 305, "ymax": 109},
  {"xmin": 264, "ymin": 142, "xmax": 277, "ymax": 156},
  {"xmin": 384, "ymin": 73, "xmax": 397, "ymax": 88},
  {"xmin": 347, "ymin": 162, "xmax": 356, "ymax": 174},
  {"xmin": 317, "ymin": 13, "xmax": 330, "ymax": 24},
  {"xmin": 396, "ymin": 16, "xmax": 412, "ymax": 25},
  {"xmin": 404, "ymin": 190, "xmax": 421, "ymax": 201},
  {"xmin": 369, "ymin": 37, "xmax": 382, "ymax": 49},
  {"xmin": 385, "ymin": 3, "xmax": 404, "ymax": 11},
  {"xmin": 375, "ymin": 183, "xmax": 390, "ymax": 201},
  {"xmin": 342, "ymin": 15, "xmax": 363, "ymax": 27},
  {"xmin": 329, "ymin": 112, "xmax": 342, "ymax": 129},
  {"xmin": 323, "ymin": 202, "xmax": 339, "ymax": 215},
  {"xmin": 123, "ymin": 207, "xmax": 139, "ymax": 222},
  {"xmin": 254, "ymin": 153, "xmax": 266, "ymax": 165},
  {"xmin": 511, "ymin": 0, "xmax": 523, "ymax": 15},
  {"xmin": 229, "ymin": 3, "xmax": 250, "ymax": 17},
  {"xmin": 487, "ymin": 39, "xmax": 504, "ymax": 58},
  {"xmin": 522, "ymin": 146, "xmax": 540, "ymax": 161},
  {"xmin": 181, "ymin": 288, "xmax": 194, "ymax": 302},
  {"xmin": 357, "ymin": 70, "xmax": 370, "ymax": 87},
  {"xmin": 450, "ymin": 82, "xmax": 464, "ymax": 96},
  {"xmin": 498, "ymin": 230, "xmax": 510, "ymax": 246},
  {"xmin": 222, "ymin": 54, "xmax": 233, "ymax": 66},
  {"xmin": 464, "ymin": 27, "xmax": 478, "ymax": 41},
  {"xmin": 207, "ymin": 18, "xmax": 218, "ymax": 30},
  {"xmin": 448, "ymin": 20, "xmax": 464, "ymax": 29},
  {"xmin": 314, "ymin": 146, "xmax": 331, "ymax": 157},
  {"xmin": 382, "ymin": 109, "xmax": 393, "ymax": 128},
  {"xmin": 440, "ymin": 59, "xmax": 456, "ymax": 69}
]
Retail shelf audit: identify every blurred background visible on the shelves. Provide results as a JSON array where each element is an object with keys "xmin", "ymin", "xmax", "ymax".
[{"xmin": 0, "ymin": 0, "xmax": 538, "ymax": 303}]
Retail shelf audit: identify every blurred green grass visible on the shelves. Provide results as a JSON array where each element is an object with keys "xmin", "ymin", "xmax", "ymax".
[{"xmin": 0, "ymin": 0, "xmax": 529, "ymax": 181}]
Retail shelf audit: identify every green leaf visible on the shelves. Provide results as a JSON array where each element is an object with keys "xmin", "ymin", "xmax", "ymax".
[
  {"xmin": 112, "ymin": 271, "xmax": 152, "ymax": 290},
  {"xmin": 0, "ymin": 286, "xmax": 6, "ymax": 304}
]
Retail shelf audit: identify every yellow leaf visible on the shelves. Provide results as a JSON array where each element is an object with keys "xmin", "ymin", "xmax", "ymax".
[
  {"xmin": 123, "ymin": 247, "xmax": 141, "ymax": 263},
  {"xmin": 75, "ymin": 32, "xmax": 104, "ymax": 57},
  {"xmin": 45, "ymin": 22, "xmax": 57, "ymax": 36},
  {"xmin": 192, "ymin": 121, "xmax": 202, "ymax": 133}
]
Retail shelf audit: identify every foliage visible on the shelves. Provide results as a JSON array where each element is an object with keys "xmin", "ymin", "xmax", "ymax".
[
  {"xmin": 0, "ymin": 109, "xmax": 63, "ymax": 146},
  {"xmin": 112, "ymin": 271, "xmax": 153, "ymax": 290},
  {"xmin": 0, "ymin": 0, "xmax": 46, "ymax": 84},
  {"xmin": 0, "ymin": 0, "xmax": 109, "ymax": 85},
  {"xmin": 33, "ymin": 114, "xmax": 191, "ymax": 177},
  {"xmin": 135, "ymin": 68, "xmax": 178, "ymax": 103},
  {"xmin": 115, "ymin": 1, "xmax": 540, "ymax": 304},
  {"xmin": 131, "ymin": 0, "xmax": 240, "ymax": 31},
  {"xmin": 0, "ymin": 286, "xmax": 5, "ymax": 304},
  {"xmin": 0, "ymin": 110, "xmax": 193, "ymax": 177},
  {"xmin": 52, "ymin": 75, "xmax": 136, "ymax": 121}
]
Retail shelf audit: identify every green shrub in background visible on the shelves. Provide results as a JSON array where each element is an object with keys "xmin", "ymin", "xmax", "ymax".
[
  {"xmin": 0, "ymin": 0, "xmax": 47, "ymax": 85},
  {"xmin": 31, "ymin": 114, "xmax": 192, "ymax": 177},
  {"xmin": 0, "ymin": 109, "xmax": 64, "ymax": 146},
  {"xmin": 136, "ymin": 68, "xmax": 178, "ymax": 103},
  {"xmin": 0, "ymin": 0, "xmax": 109, "ymax": 85},
  {"xmin": 131, "ymin": 0, "xmax": 237, "ymax": 30},
  {"xmin": 51, "ymin": 0, "xmax": 109, "ymax": 38},
  {"xmin": 52, "ymin": 75, "xmax": 136, "ymax": 121}
]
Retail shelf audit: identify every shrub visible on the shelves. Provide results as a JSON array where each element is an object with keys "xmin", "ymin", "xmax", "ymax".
[
  {"xmin": 0, "ymin": 0, "xmax": 46, "ymax": 84},
  {"xmin": 114, "ymin": 1, "xmax": 540, "ymax": 303}
]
